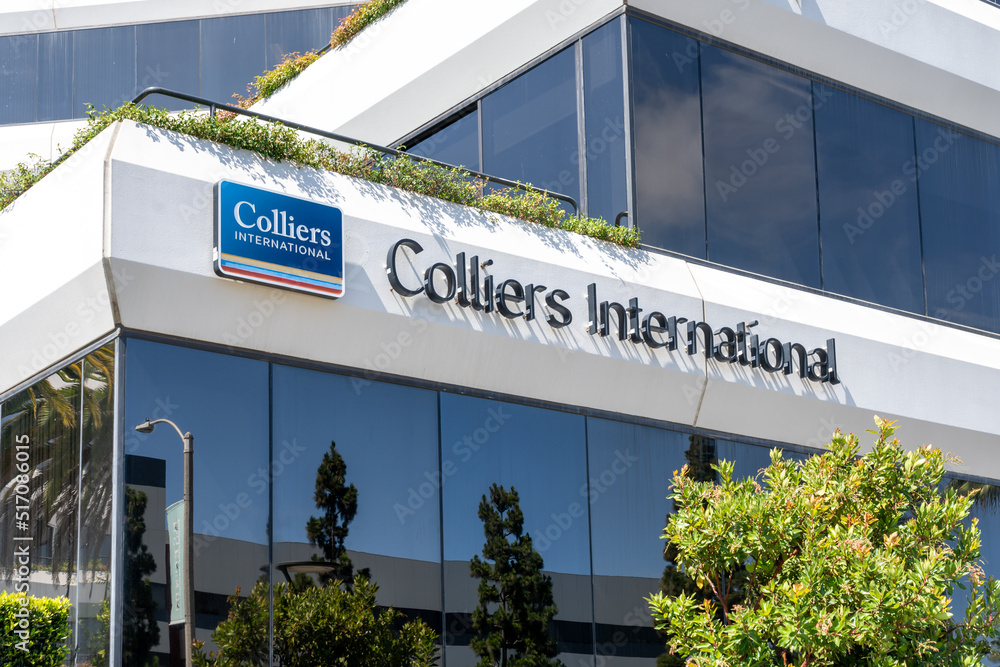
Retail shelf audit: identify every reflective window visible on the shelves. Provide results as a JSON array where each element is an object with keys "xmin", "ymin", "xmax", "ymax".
[
  {"xmin": 582, "ymin": 18, "xmax": 627, "ymax": 224},
  {"xmin": 917, "ymin": 120, "xmax": 1000, "ymax": 334},
  {"xmin": 37, "ymin": 31, "xmax": 72, "ymax": 122},
  {"xmin": 271, "ymin": 364, "xmax": 441, "ymax": 628},
  {"xmin": 815, "ymin": 84, "xmax": 923, "ymax": 312},
  {"xmin": 74, "ymin": 25, "xmax": 136, "ymax": 117},
  {"xmin": 482, "ymin": 46, "xmax": 580, "ymax": 207},
  {"xmin": 701, "ymin": 45, "xmax": 820, "ymax": 287},
  {"xmin": 137, "ymin": 21, "xmax": 201, "ymax": 109},
  {"xmin": 629, "ymin": 18, "xmax": 705, "ymax": 257},
  {"xmin": 200, "ymin": 14, "xmax": 266, "ymax": 104},
  {"xmin": 407, "ymin": 109, "xmax": 481, "ymax": 171},
  {"xmin": 440, "ymin": 394, "xmax": 591, "ymax": 666},
  {"xmin": 0, "ymin": 34, "xmax": 38, "ymax": 124},
  {"xmin": 265, "ymin": 7, "xmax": 342, "ymax": 69},
  {"xmin": 123, "ymin": 340, "xmax": 269, "ymax": 664}
]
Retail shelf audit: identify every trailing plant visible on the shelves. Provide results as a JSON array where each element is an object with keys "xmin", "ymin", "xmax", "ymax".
[
  {"xmin": 0, "ymin": 592, "xmax": 71, "ymax": 667},
  {"xmin": 232, "ymin": 51, "xmax": 321, "ymax": 109},
  {"xmin": 0, "ymin": 104, "xmax": 640, "ymax": 248},
  {"xmin": 331, "ymin": 0, "xmax": 408, "ymax": 47},
  {"xmin": 648, "ymin": 417, "xmax": 1000, "ymax": 667}
]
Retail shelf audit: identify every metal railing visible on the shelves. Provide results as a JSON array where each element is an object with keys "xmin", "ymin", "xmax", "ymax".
[{"xmin": 130, "ymin": 87, "xmax": 581, "ymax": 215}]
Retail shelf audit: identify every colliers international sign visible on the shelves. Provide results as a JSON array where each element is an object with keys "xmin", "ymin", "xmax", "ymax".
[{"xmin": 214, "ymin": 181, "xmax": 345, "ymax": 298}]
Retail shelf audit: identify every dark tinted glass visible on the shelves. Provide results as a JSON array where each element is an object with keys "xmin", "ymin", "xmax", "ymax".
[
  {"xmin": 123, "ymin": 340, "xmax": 269, "ymax": 664},
  {"xmin": 583, "ymin": 19, "xmax": 627, "ymax": 224},
  {"xmin": 917, "ymin": 120, "xmax": 1000, "ymax": 333},
  {"xmin": 200, "ymin": 13, "xmax": 266, "ymax": 104},
  {"xmin": 271, "ymin": 365, "xmax": 441, "ymax": 627},
  {"xmin": 629, "ymin": 18, "xmax": 705, "ymax": 256},
  {"xmin": 814, "ymin": 84, "xmax": 923, "ymax": 312},
  {"xmin": 440, "ymin": 394, "xmax": 591, "ymax": 665},
  {"xmin": 37, "ymin": 31, "xmax": 72, "ymax": 121},
  {"xmin": 74, "ymin": 25, "xmax": 136, "ymax": 117},
  {"xmin": 701, "ymin": 45, "xmax": 820, "ymax": 286},
  {"xmin": 265, "ymin": 7, "xmax": 335, "ymax": 68},
  {"xmin": 407, "ymin": 110, "xmax": 480, "ymax": 171},
  {"xmin": 0, "ymin": 34, "xmax": 38, "ymax": 124},
  {"xmin": 137, "ymin": 20, "xmax": 200, "ymax": 110},
  {"xmin": 482, "ymin": 46, "xmax": 580, "ymax": 206}
]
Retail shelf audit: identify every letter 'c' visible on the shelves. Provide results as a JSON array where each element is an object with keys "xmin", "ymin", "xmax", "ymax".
[
  {"xmin": 234, "ymin": 201, "xmax": 256, "ymax": 228},
  {"xmin": 386, "ymin": 238, "xmax": 425, "ymax": 296}
]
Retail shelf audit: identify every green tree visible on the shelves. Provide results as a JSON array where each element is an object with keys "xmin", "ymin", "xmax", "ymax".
[
  {"xmin": 305, "ymin": 441, "xmax": 358, "ymax": 584},
  {"xmin": 193, "ymin": 575, "xmax": 437, "ymax": 667},
  {"xmin": 469, "ymin": 483, "xmax": 561, "ymax": 667},
  {"xmin": 648, "ymin": 418, "xmax": 1000, "ymax": 667}
]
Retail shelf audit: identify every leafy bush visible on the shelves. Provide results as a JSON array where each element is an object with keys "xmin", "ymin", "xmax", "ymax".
[
  {"xmin": 1, "ymin": 104, "xmax": 640, "ymax": 249},
  {"xmin": 648, "ymin": 418, "xmax": 1000, "ymax": 667},
  {"xmin": 233, "ymin": 52, "xmax": 321, "ymax": 109},
  {"xmin": 331, "ymin": 0, "xmax": 408, "ymax": 47},
  {"xmin": 0, "ymin": 592, "xmax": 71, "ymax": 667}
]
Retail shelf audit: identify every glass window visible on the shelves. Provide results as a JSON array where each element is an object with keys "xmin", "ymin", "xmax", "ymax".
[
  {"xmin": 38, "ymin": 31, "xmax": 72, "ymax": 122},
  {"xmin": 582, "ymin": 19, "xmax": 627, "ymax": 225},
  {"xmin": 440, "ymin": 394, "xmax": 591, "ymax": 666},
  {"xmin": 701, "ymin": 45, "xmax": 820, "ymax": 287},
  {"xmin": 270, "ymin": 364, "xmax": 441, "ymax": 629},
  {"xmin": 407, "ymin": 109, "xmax": 481, "ymax": 171},
  {"xmin": 917, "ymin": 119, "xmax": 1000, "ymax": 334},
  {"xmin": 814, "ymin": 84, "xmax": 923, "ymax": 312},
  {"xmin": 629, "ymin": 18, "xmax": 705, "ymax": 256},
  {"xmin": 265, "ymin": 7, "xmax": 336, "ymax": 69},
  {"xmin": 74, "ymin": 25, "xmax": 136, "ymax": 117},
  {"xmin": 200, "ymin": 14, "xmax": 266, "ymax": 105},
  {"xmin": 0, "ymin": 34, "xmax": 38, "ymax": 124},
  {"xmin": 123, "ymin": 340, "xmax": 269, "ymax": 664},
  {"xmin": 137, "ymin": 21, "xmax": 201, "ymax": 110},
  {"xmin": 482, "ymin": 46, "xmax": 580, "ymax": 208}
]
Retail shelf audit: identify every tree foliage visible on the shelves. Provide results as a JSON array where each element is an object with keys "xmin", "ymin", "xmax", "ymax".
[
  {"xmin": 193, "ymin": 576, "xmax": 437, "ymax": 667},
  {"xmin": 306, "ymin": 441, "xmax": 358, "ymax": 584},
  {"xmin": 648, "ymin": 418, "xmax": 1000, "ymax": 667},
  {"xmin": 470, "ymin": 483, "xmax": 561, "ymax": 667}
]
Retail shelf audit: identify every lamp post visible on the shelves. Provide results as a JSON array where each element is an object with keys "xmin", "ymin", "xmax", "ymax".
[{"xmin": 135, "ymin": 418, "xmax": 194, "ymax": 667}]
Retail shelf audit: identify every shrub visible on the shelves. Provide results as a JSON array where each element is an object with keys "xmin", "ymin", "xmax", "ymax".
[{"xmin": 0, "ymin": 592, "xmax": 71, "ymax": 667}]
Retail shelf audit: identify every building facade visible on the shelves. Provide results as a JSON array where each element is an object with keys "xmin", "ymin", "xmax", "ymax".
[{"xmin": 1, "ymin": 1, "xmax": 1000, "ymax": 666}]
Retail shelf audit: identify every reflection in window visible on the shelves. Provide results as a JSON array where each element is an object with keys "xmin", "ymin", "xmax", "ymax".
[
  {"xmin": 440, "ymin": 394, "xmax": 590, "ymax": 665},
  {"xmin": 701, "ymin": 45, "xmax": 820, "ymax": 287},
  {"xmin": 123, "ymin": 340, "xmax": 269, "ymax": 664},
  {"xmin": 270, "ymin": 364, "xmax": 442, "ymax": 631},
  {"xmin": 482, "ymin": 46, "xmax": 580, "ymax": 207},
  {"xmin": 582, "ymin": 18, "xmax": 627, "ymax": 224},
  {"xmin": 407, "ymin": 109, "xmax": 481, "ymax": 171},
  {"xmin": 629, "ymin": 18, "xmax": 706, "ymax": 257},
  {"xmin": 815, "ymin": 85, "xmax": 923, "ymax": 313},
  {"xmin": 0, "ymin": 343, "xmax": 115, "ymax": 665},
  {"xmin": 917, "ymin": 120, "xmax": 1000, "ymax": 334}
]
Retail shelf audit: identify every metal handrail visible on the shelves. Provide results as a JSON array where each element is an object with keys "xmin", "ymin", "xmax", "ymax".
[{"xmin": 130, "ymin": 87, "xmax": 581, "ymax": 215}]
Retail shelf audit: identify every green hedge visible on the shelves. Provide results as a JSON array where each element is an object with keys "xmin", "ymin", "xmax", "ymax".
[{"xmin": 0, "ymin": 592, "xmax": 71, "ymax": 667}]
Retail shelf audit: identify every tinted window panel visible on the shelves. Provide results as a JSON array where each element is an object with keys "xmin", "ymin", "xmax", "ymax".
[
  {"xmin": 137, "ymin": 20, "xmax": 200, "ymax": 110},
  {"xmin": 271, "ymin": 365, "xmax": 441, "ymax": 626},
  {"xmin": 265, "ymin": 7, "xmax": 335, "ymax": 68},
  {"xmin": 482, "ymin": 46, "xmax": 580, "ymax": 207},
  {"xmin": 630, "ymin": 18, "xmax": 705, "ymax": 256},
  {"xmin": 0, "ymin": 34, "xmax": 38, "ymax": 124},
  {"xmin": 38, "ymin": 31, "xmax": 72, "ymax": 121},
  {"xmin": 407, "ymin": 110, "xmax": 480, "ymax": 171},
  {"xmin": 701, "ymin": 45, "xmax": 820, "ymax": 286},
  {"xmin": 917, "ymin": 119, "xmax": 1000, "ymax": 333},
  {"xmin": 583, "ymin": 19, "xmax": 627, "ymax": 224},
  {"xmin": 200, "ymin": 14, "xmax": 266, "ymax": 104},
  {"xmin": 440, "ymin": 394, "xmax": 591, "ymax": 665},
  {"xmin": 74, "ymin": 25, "xmax": 136, "ymax": 117},
  {"xmin": 814, "ymin": 84, "xmax": 923, "ymax": 312}
]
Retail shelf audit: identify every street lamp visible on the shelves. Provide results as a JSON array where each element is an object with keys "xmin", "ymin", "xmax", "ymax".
[{"xmin": 135, "ymin": 418, "xmax": 194, "ymax": 667}]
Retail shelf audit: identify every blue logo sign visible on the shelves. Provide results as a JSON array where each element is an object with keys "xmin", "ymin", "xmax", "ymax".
[{"xmin": 215, "ymin": 181, "xmax": 344, "ymax": 298}]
